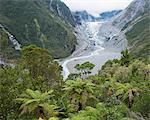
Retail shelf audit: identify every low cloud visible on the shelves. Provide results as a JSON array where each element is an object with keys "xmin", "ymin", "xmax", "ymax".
[{"xmin": 61, "ymin": 0, "xmax": 133, "ymax": 16}]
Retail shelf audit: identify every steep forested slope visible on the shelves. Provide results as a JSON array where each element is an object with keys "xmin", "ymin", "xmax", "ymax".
[
  {"xmin": 115, "ymin": 0, "xmax": 150, "ymax": 59},
  {"xmin": 0, "ymin": 0, "xmax": 76, "ymax": 58},
  {"xmin": 0, "ymin": 27, "xmax": 17, "ymax": 59},
  {"xmin": 43, "ymin": 0, "xmax": 75, "ymax": 26},
  {"xmin": 125, "ymin": 15, "xmax": 150, "ymax": 59}
]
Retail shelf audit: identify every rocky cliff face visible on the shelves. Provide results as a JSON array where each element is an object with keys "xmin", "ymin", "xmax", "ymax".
[
  {"xmin": 73, "ymin": 10, "xmax": 122, "ymax": 24},
  {"xmin": 43, "ymin": 0, "xmax": 75, "ymax": 26},
  {"xmin": 98, "ymin": 0, "xmax": 150, "ymax": 59},
  {"xmin": 0, "ymin": 0, "xmax": 76, "ymax": 58},
  {"xmin": 112, "ymin": 0, "xmax": 148, "ymax": 29},
  {"xmin": 98, "ymin": 10, "xmax": 122, "ymax": 21},
  {"xmin": 73, "ymin": 11, "xmax": 96, "ymax": 24}
]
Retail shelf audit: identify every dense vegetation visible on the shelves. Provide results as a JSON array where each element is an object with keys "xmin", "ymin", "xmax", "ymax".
[
  {"xmin": 0, "ymin": 27, "xmax": 20, "ymax": 59},
  {"xmin": 0, "ymin": 1, "xmax": 149, "ymax": 119},
  {"xmin": 0, "ymin": 0, "xmax": 76, "ymax": 58},
  {"xmin": 125, "ymin": 13, "xmax": 150, "ymax": 60},
  {"xmin": 0, "ymin": 45, "xmax": 149, "ymax": 120}
]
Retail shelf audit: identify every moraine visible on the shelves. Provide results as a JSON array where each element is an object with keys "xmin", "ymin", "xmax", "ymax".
[{"xmin": 60, "ymin": 21, "xmax": 121, "ymax": 80}]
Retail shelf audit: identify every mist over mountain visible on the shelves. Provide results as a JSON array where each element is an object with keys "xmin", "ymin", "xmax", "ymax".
[{"xmin": 73, "ymin": 10, "xmax": 122, "ymax": 24}]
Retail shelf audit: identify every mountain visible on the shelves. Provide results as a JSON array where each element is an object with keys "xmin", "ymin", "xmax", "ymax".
[
  {"xmin": 98, "ymin": 0, "xmax": 150, "ymax": 59},
  {"xmin": 43, "ymin": 0, "xmax": 75, "ymax": 26},
  {"xmin": 98, "ymin": 10, "xmax": 122, "ymax": 20},
  {"xmin": 0, "ymin": 0, "xmax": 76, "ymax": 59},
  {"xmin": 73, "ymin": 10, "xmax": 123, "ymax": 24},
  {"xmin": 73, "ymin": 11, "xmax": 96, "ymax": 24}
]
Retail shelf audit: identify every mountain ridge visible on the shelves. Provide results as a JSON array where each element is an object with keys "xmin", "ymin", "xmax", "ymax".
[
  {"xmin": 98, "ymin": 0, "xmax": 150, "ymax": 59},
  {"xmin": 0, "ymin": 0, "xmax": 76, "ymax": 59},
  {"xmin": 72, "ymin": 10, "xmax": 122, "ymax": 24}
]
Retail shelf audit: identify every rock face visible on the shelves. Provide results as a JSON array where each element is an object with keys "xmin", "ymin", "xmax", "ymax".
[
  {"xmin": 98, "ymin": 10, "xmax": 122, "ymax": 20},
  {"xmin": 73, "ymin": 10, "xmax": 122, "ymax": 24},
  {"xmin": 112, "ymin": 0, "xmax": 148, "ymax": 29},
  {"xmin": 98, "ymin": 0, "xmax": 150, "ymax": 59},
  {"xmin": 73, "ymin": 11, "xmax": 96, "ymax": 24},
  {"xmin": 0, "ymin": 0, "xmax": 76, "ymax": 58}
]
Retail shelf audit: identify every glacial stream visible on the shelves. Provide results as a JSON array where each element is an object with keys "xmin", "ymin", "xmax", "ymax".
[{"xmin": 61, "ymin": 21, "xmax": 121, "ymax": 79}]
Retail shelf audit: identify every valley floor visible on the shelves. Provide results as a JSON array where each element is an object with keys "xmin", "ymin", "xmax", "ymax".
[
  {"xmin": 66, "ymin": 49, "xmax": 121, "ymax": 78},
  {"xmin": 60, "ymin": 21, "xmax": 122, "ymax": 79}
]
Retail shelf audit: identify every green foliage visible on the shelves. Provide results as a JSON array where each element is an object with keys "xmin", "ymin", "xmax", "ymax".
[
  {"xmin": 49, "ymin": 117, "xmax": 59, "ymax": 120},
  {"xmin": 131, "ymin": 90, "xmax": 150, "ymax": 118},
  {"xmin": 101, "ymin": 49, "xmax": 132, "ymax": 71},
  {"xmin": 0, "ymin": 28, "xmax": 19, "ymax": 59},
  {"xmin": 70, "ymin": 103, "xmax": 107, "ymax": 120},
  {"xmin": 0, "ymin": 66, "xmax": 32, "ymax": 120},
  {"xmin": 0, "ymin": 0, "xmax": 76, "ymax": 58},
  {"xmin": 75, "ymin": 62, "xmax": 95, "ymax": 70},
  {"xmin": 21, "ymin": 45, "xmax": 62, "ymax": 90},
  {"xmin": 63, "ymin": 78, "xmax": 95, "ymax": 112},
  {"xmin": 45, "ymin": 0, "xmax": 75, "ymax": 26},
  {"xmin": 120, "ymin": 49, "xmax": 131, "ymax": 67},
  {"xmin": 75, "ymin": 62, "xmax": 95, "ymax": 78},
  {"xmin": 101, "ymin": 59, "xmax": 120, "ymax": 70},
  {"xmin": 98, "ymin": 58, "xmax": 150, "ymax": 119},
  {"xmin": 0, "ymin": 45, "xmax": 63, "ymax": 119},
  {"xmin": 67, "ymin": 73, "xmax": 81, "ymax": 80},
  {"xmin": 0, "ymin": 46, "xmax": 149, "ymax": 120},
  {"xmin": 0, "ymin": 28, "xmax": 8, "ymax": 50},
  {"xmin": 16, "ymin": 89, "xmax": 59, "ymax": 119},
  {"xmin": 70, "ymin": 102, "xmax": 130, "ymax": 120},
  {"xmin": 125, "ymin": 15, "xmax": 150, "ymax": 60}
]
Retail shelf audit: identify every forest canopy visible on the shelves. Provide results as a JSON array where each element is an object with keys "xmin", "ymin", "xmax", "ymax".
[{"xmin": 0, "ymin": 45, "xmax": 150, "ymax": 120}]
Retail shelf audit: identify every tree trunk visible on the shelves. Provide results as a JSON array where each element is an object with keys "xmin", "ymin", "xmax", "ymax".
[
  {"xmin": 36, "ymin": 108, "xmax": 46, "ymax": 120},
  {"xmin": 78, "ymin": 102, "xmax": 83, "ymax": 111}
]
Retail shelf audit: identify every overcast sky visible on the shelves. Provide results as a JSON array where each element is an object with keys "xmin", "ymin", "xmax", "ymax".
[{"xmin": 61, "ymin": 0, "xmax": 133, "ymax": 16}]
